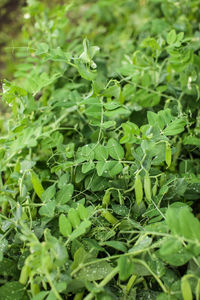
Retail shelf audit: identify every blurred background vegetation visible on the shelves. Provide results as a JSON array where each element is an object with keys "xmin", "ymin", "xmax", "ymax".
[
  {"xmin": 0, "ymin": 0, "xmax": 150, "ymax": 80},
  {"xmin": 1, "ymin": 0, "xmax": 200, "ymax": 113},
  {"xmin": 0, "ymin": 0, "xmax": 25, "ymax": 79}
]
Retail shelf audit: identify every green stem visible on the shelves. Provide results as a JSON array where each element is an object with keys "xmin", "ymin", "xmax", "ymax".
[
  {"xmin": 132, "ymin": 259, "xmax": 167, "ymax": 293},
  {"xmin": 83, "ymin": 267, "xmax": 119, "ymax": 300},
  {"xmin": 46, "ymin": 272, "xmax": 62, "ymax": 300},
  {"xmin": 71, "ymin": 244, "xmax": 158, "ymax": 277}
]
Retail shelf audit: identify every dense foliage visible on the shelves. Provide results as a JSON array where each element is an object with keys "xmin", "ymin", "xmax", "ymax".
[{"xmin": 1, "ymin": 0, "xmax": 200, "ymax": 299}]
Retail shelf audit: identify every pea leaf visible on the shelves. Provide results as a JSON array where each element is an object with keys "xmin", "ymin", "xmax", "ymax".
[
  {"xmin": 82, "ymin": 161, "xmax": 95, "ymax": 174},
  {"xmin": 102, "ymin": 241, "xmax": 127, "ymax": 253},
  {"xmin": 166, "ymin": 205, "xmax": 200, "ymax": 241},
  {"xmin": 77, "ymin": 260, "xmax": 113, "ymax": 281},
  {"xmin": 35, "ymin": 43, "xmax": 49, "ymax": 55},
  {"xmin": 56, "ymin": 184, "xmax": 74, "ymax": 204},
  {"xmin": 39, "ymin": 201, "xmax": 56, "ymax": 218},
  {"xmin": 118, "ymin": 256, "xmax": 134, "ymax": 281},
  {"xmin": 107, "ymin": 138, "xmax": 124, "ymax": 160},
  {"xmin": 183, "ymin": 136, "xmax": 200, "ymax": 147},
  {"xmin": 167, "ymin": 30, "xmax": 177, "ymax": 45},
  {"xmin": 31, "ymin": 171, "xmax": 44, "ymax": 200},
  {"xmin": 41, "ymin": 184, "xmax": 56, "ymax": 202},
  {"xmin": 94, "ymin": 144, "xmax": 108, "ymax": 161},
  {"xmin": 69, "ymin": 220, "xmax": 91, "ymax": 242},
  {"xmin": 163, "ymin": 119, "xmax": 186, "ymax": 136},
  {"xmin": 0, "ymin": 282, "xmax": 27, "ymax": 300}
]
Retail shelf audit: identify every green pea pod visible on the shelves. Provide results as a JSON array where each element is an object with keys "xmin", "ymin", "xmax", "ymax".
[
  {"xmin": 160, "ymin": 173, "xmax": 166, "ymax": 187},
  {"xmin": 31, "ymin": 283, "xmax": 40, "ymax": 296},
  {"xmin": 152, "ymin": 178, "xmax": 158, "ymax": 197},
  {"xmin": 101, "ymin": 210, "xmax": 118, "ymax": 225},
  {"xmin": 74, "ymin": 292, "xmax": 84, "ymax": 300},
  {"xmin": 181, "ymin": 277, "xmax": 193, "ymax": 300},
  {"xmin": 135, "ymin": 174, "xmax": 143, "ymax": 205},
  {"xmin": 68, "ymin": 208, "xmax": 81, "ymax": 229},
  {"xmin": 19, "ymin": 265, "xmax": 30, "ymax": 285},
  {"xmin": 59, "ymin": 213, "xmax": 72, "ymax": 237},
  {"xmin": 15, "ymin": 159, "xmax": 21, "ymax": 173},
  {"xmin": 102, "ymin": 189, "xmax": 111, "ymax": 208},
  {"xmin": 126, "ymin": 274, "xmax": 137, "ymax": 294},
  {"xmin": 31, "ymin": 171, "xmax": 44, "ymax": 200},
  {"xmin": 2, "ymin": 200, "xmax": 8, "ymax": 214},
  {"xmin": 165, "ymin": 142, "xmax": 171, "ymax": 168},
  {"xmin": 77, "ymin": 204, "xmax": 88, "ymax": 220},
  {"xmin": 144, "ymin": 172, "xmax": 151, "ymax": 202}
]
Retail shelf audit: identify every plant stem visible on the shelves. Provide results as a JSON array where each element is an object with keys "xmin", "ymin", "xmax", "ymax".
[
  {"xmin": 83, "ymin": 267, "xmax": 119, "ymax": 300},
  {"xmin": 46, "ymin": 272, "xmax": 62, "ymax": 300}
]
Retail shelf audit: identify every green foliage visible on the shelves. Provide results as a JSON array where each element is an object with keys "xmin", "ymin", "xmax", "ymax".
[{"xmin": 1, "ymin": 0, "xmax": 200, "ymax": 299}]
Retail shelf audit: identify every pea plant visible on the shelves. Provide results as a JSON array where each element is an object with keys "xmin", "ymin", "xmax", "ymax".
[{"xmin": 0, "ymin": 0, "xmax": 200, "ymax": 299}]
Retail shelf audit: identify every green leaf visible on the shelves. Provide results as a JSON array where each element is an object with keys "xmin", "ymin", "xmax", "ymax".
[
  {"xmin": 0, "ymin": 282, "xmax": 27, "ymax": 300},
  {"xmin": 167, "ymin": 30, "xmax": 177, "ymax": 45},
  {"xmin": 46, "ymin": 292, "xmax": 57, "ymax": 300},
  {"xmin": 159, "ymin": 237, "xmax": 182, "ymax": 256},
  {"xmin": 76, "ymin": 144, "xmax": 95, "ymax": 163},
  {"xmin": 58, "ymin": 173, "xmax": 70, "ymax": 189},
  {"xmin": 59, "ymin": 214, "xmax": 72, "ymax": 237},
  {"xmin": 41, "ymin": 184, "xmax": 56, "ymax": 202},
  {"xmin": 77, "ymin": 204, "xmax": 89, "ymax": 220},
  {"xmin": 79, "ymin": 38, "xmax": 99, "ymax": 63},
  {"xmin": 107, "ymin": 138, "xmax": 124, "ymax": 160},
  {"xmin": 118, "ymin": 256, "xmax": 134, "ymax": 281},
  {"xmin": 108, "ymin": 161, "xmax": 123, "ymax": 177},
  {"xmin": 166, "ymin": 205, "xmax": 200, "ymax": 241},
  {"xmin": 102, "ymin": 241, "xmax": 127, "ymax": 252},
  {"xmin": 129, "ymin": 237, "xmax": 152, "ymax": 253},
  {"xmin": 163, "ymin": 119, "xmax": 186, "ymax": 136},
  {"xmin": 68, "ymin": 208, "xmax": 81, "ymax": 229},
  {"xmin": 71, "ymin": 247, "xmax": 91, "ymax": 270},
  {"xmin": 158, "ymin": 248, "xmax": 193, "ymax": 267},
  {"xmin": 39, "ymin": 201, "xmax": 56, "ymax": 218},
  {"xmin": 69, "ymin": 220, "xmax": 91, "ymax": 241},
  {"xmin": 104, "ymin": 107, "xmax": 130, "ymax": 118},
  {"xmin": 0, "ymin": 239, "xmax": 8, "ymax": 261},
  {"xmin": 0, "ymin": 258, "xmax": 18, "ymax": 276},
  {"xmin": 31, "ymin": 171, "xmax": 44, "ymax": 200},
  {"xmin": 77, "ymin": 260, "xmax": 113, "ymax": 281},
  {"xmin": 96, "ymin": 161, "xmax": 123, "ymax": 177},
  {"xmin": 75, "ymin": 60, "xmax": 97, "ymax": 81},
  {"xmin": 101, "ymin": 120, "xmax": 116, "ymax": 129},
  {"xmin": 94, "ymin": 144, "xmax": 108, "ymax": 161},
  {"xmin": 183, "ymin": 136, "xmax": 200, "ymax": 147},
  {"xmin": 120, "ymin": 121, "xmax": 140, "ymax": 144},
  {"xmin": 56, "ymin": 184, "xmax": 74, "ymax": 204},
  {"xmin": 82, "ymin": 161, "xmax": 95, "ymax": 173},
  {"xmin": 32, "ymin": 292, "xmax": 49, "ymax": 300},
  {"xmin": 103, "ymin": 85, "xmax": 121, "ymax": 100},
  {"xmin": 104, "ymin": 101, "xmax": 121, "ymax": 110},
  {"xmin": 156, "ymin": 293, "xmax": 178, "ymax": 300},
  {"xmin": 96, "ymin": 161, "xmax": 108, "ymax": 176},
  {"xmin": 147, "ymin": 109, "xmax": 173, "ymax": 130},
  {"xmin": 35, "ymin": 43, "xmax": 49, "ymax": 55}
]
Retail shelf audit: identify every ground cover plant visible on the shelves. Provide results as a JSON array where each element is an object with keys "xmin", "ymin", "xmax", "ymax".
[{"xmin": 1, "ymin": 0, "xmax": 200, "ymax": 299}]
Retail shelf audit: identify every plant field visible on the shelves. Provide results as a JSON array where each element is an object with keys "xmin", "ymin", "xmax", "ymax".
[{"xmin": 1, "ymin": 0, "xmax": 200, "ymax": 299}]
